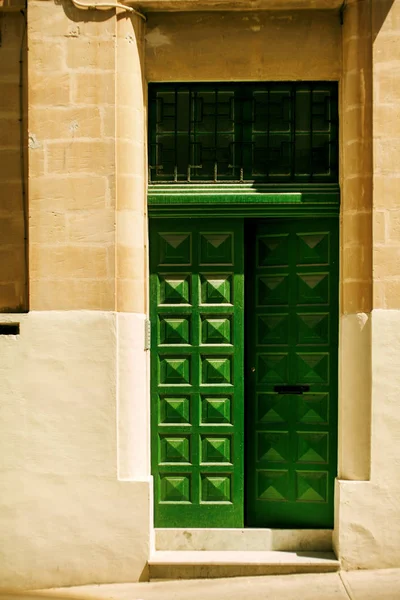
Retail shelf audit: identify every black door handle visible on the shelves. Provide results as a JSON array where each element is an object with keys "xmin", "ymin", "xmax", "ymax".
[{"xmin": 273, "ymin": 385, "xmax": 310, "ymax": 395}]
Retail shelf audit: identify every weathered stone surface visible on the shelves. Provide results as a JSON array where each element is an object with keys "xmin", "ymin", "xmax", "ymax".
[
  {"xmin": 135, "ymin": 0, "xmax": 343, "ymax": 10},
  {"xmin": 0, "ymin": 0, "xmax": 25, "ymax": 11}
]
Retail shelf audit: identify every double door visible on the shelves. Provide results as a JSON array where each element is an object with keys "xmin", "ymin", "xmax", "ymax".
[{"xmin": 150, "ymin": 217, "xmax": 338, "ymax": 528}]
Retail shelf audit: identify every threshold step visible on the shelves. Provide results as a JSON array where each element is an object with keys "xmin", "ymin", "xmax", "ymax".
[
  {"xmin": 155, "ymin": 528, "xmax": 332, "ymax": 552},
  {"xmin": 148, "ymin": 550, "xmax": 340, "ymax": 580}
]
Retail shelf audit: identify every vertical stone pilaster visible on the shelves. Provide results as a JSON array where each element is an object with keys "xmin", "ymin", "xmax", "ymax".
[
  {"xmin": 341, "ymin": 0, "xmax": 373, "ymax": 315},
  {"xmin": 116, "ymin": 11, "xmax": 147, "ymax": 314},
  {"xmin": 338, "ymin": 0, "xmax": 372, "ymax": 483},
  {"xmin": 115, "ymin": 11, "xmax": 150, "ymax": 480}
]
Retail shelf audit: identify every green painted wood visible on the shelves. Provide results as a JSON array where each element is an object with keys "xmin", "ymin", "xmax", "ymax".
[
  {"xmin": 148, "ymin": 83, "xmax": 339, "ymax": 184},
  {"xmin": 245, "ymin": 218, "xmax": 339, "ymax": 528},
  {"xmin": 150, "ymin": 219, "xmax": 245, "ymax": 528},
  {"xmin": 149, "ymin": 205, "xmax": 339, "ymax": 219},
  {"xmin": 148, "ymin": 185, "xmax": 340, "ymax": 218}
]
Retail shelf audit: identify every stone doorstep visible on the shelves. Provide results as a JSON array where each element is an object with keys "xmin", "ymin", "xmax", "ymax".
[
  {"xmin": 148, "ymin": 550, "xmax": 340, "ymax": 580},
  {"xmin": 155, "ymin": 528, "xmax": 333, "ymax": 552}
]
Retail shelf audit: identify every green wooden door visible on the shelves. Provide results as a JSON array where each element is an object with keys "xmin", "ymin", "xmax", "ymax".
[
  {"xmin": 150, "ymin": 219, "xmax": 244, "ymax": 528},
  {"xmin": 245, "ymin": 218, "xmax": 338, "ymax": 528}
]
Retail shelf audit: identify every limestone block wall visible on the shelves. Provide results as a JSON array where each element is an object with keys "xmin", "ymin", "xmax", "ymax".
[
  {"xmin": 372, "ymin": 0, "xmax": 400, "ymax": 309},
  {"xmin": 0, "ymin": 11, "xmax": 27, "ymax": 311},
  {"xmin": 116, "ymin": 11, "xmax": 147, "ymax": 315},
  {"xmin": 28, "ymin": 1, "xmax": 117, "ymax": 310}
]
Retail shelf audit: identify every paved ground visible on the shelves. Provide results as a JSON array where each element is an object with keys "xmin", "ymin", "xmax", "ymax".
[{"xmin": 2, "ymin": 570, "xmax": 400, "ymax": 600}]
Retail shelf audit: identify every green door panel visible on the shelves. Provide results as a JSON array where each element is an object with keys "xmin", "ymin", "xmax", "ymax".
[
  {"xmin": 150, "ymin": 219, "xmax": 244, "ymax": 528},
  {"xmin": 245, "ymin": 218, "xmax": 339, "ymax": 528}
]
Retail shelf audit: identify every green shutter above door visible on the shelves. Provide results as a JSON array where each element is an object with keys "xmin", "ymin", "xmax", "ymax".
[
  {"xmin": 150, "ymin": 219, "xmax": 245, "ymax": 527},
  {"xmin": 148, "ymin": 83, "xmax": 339, "ymax": 185}
]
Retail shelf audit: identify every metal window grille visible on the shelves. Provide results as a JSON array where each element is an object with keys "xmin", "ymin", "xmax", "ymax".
[{"xmin": 148, "ymin": 82, "xmax": 339, "ymax": 185}]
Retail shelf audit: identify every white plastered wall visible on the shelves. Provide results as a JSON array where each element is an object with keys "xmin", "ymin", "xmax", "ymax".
[
  {"xmin": 335, "ymin": 310, "xmax": 400, "ymax": 569},
  {"xmin": 0, "ymin": 311, "xmax": 151, "ymax": 589}
]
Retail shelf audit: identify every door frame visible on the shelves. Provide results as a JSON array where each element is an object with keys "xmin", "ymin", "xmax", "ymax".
[{"xmin": 148, "ymin": 196, "xmax": 340, "ymax": 528}]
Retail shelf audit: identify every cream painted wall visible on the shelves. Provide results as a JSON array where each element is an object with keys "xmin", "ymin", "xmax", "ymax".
[
  {"xmin": 0, "ymin": 312, "xmax": 150, "ymax": 589},
  {"xmin": 335, "ymin": 310, "xmax": 400, "ymax": 569},
  {"xmin": 338, "ymin": 313, "xmax": 371, "ymax": 481}
]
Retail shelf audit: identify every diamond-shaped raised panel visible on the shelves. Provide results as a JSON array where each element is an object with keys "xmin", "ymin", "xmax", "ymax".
[
  {"xmin": 160, "ymin": 357, "xmax": 191, "ymax": 385},
  {"xmin": 201, "ymin": 275, "xmax": 232, "ymax": 304},
  {"xmin": 257, "ymin": 354, "xmax": 288, "ymax": 384},
  {"xmin": 257, "ymin": 393, "xmax": 288, "ymax": 424},
  {"xmin": 257, "ymin": 234, "xmax": 289, "ymax": 267},
  {"xmin": 159, "ymin": 233, "xmax": 191, "ymax": 266},
  {"xmin": 297, "ymin": 273, "xmax": 329, "ymax": 306},
  {"xmin": 202, "ymin": 356, "xmax": 232, "ymax": 384},
  {"xmin": 258, "ymin": 275, "xmax": 289, "ymax": 306},
  {"xmin": 200, "ymin": 233, "xmax": 233, "ymax": 265},
  {"xmin": 160, "ymin": 396, "xmax": 190, "ymax": 424},
  {"xmin": 257, "ymin": 470, "xmax": 290, "ymax": 502},
  {"xmin": 201, "ymin": 436, "xmax": 231, "ymax": 463},
  {"xmin": 258, "ymin": 314, "xmax": 289, "ymax": 345},
  {"xmin": 201, "ymin": 317, "xmax": 232, "ymax": 345},
  {"xmin": 160, "ymin": 436, "xmax": 190, "ymax": 463},
  {"xmin": 160, "ymin": 317, "xmax": 190, "ymax": 345},
  {"xmin": 297, "ymin": 432, "xmax": 328, "ymax": 464},
  {"xmin": 160, "ymin": 275, "xmax": 190, "ymax": 305},
  {"xmin": 296, "ymin": 353, "xmax": 329, "ymax": 384},
  {"xmin": 297, "ymin": 313, "xmax": 329, "ymax": 345},
  {"xmin": 201, "ymin": 475, "xmax": 231, "ymax": 502},
  {"xmin": 201, "ymin": 395, "xmax": 232, "ymax": 424},
  {"xmin": 160, "ymin": 474, "xmax": 191, "ymax": 503},
  {"xmin": 257, "ymin": 431, "xmax": 289, "ymax": 463},
  {"xmin": 296, "ymin": 232, "xmax": 329, "ymax": 266},
  {"xmin": 296, "ymin": 471, "xmax": 328, "ymax": 503},
  {"xmin": 297, "ymin": 393, "xmax": 329, "ymax": 425}
]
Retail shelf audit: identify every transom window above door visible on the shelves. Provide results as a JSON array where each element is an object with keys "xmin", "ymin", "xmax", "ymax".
[{"xmin": 148, "ymin": 82, "xmax": 338, "ymax": 185}]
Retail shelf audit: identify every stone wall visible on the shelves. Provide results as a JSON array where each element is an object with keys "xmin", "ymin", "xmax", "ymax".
[
  {"xmin": 145, "ymin": 10, "xmax": 341, "ymax": 82},
  {"xmin": 372, "ymin": 0, "xmax": 400, "ymax": 309},
  {"xmin": 28, "ymin": 2, "xmax": 117, "ymax": 310}
]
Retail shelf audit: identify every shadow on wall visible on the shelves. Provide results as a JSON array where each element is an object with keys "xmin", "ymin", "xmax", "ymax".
[
  {"xmin": 55, "ymin": 0, "xmax": 112, "ymax": 25},
  {"xmin": 371, "ymin": 0, "xmax": 395, "ymax": 40},
  {"xmin": 0, "ymin": 10, "xmax": 28, "ymax": 312}
]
